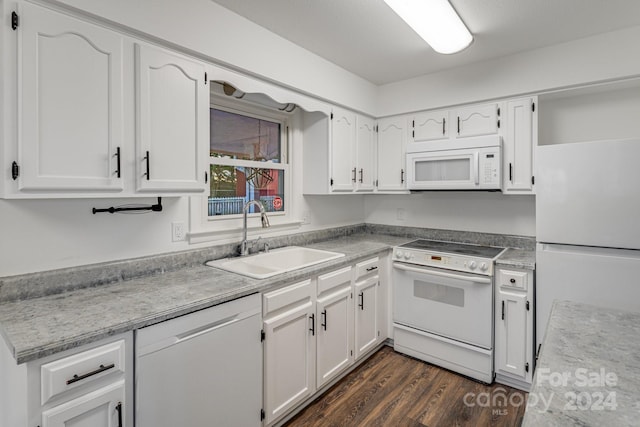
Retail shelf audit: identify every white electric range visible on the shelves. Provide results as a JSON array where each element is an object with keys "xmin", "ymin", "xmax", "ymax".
[{"xmin": 392, "ymin": 239, "xmax": 506, "ymax": 383}]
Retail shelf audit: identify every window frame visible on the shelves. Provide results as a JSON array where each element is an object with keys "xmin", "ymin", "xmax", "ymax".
[{"xmin": 188, "ymin": 93, "xmax": 297, "ymax": 243}]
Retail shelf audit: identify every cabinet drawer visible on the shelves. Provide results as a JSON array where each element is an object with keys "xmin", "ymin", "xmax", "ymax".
[
  {"xmin": 317, "ymin": 266, "xmax": 352, "ymax": 295},
  {"xmin": 354, "ymin": 258, "xmax": 379, "ymax": 281},
  {"xmin": 497, "ymin": 269, "xmax": 528, "ymax": 290},
  {"xmin": 41, "ymin": 340, "xmax": 126, "ymax": 405},
  {"xmin": 263, "ymin": 279, "xmax": 312, "ymax": 316}
]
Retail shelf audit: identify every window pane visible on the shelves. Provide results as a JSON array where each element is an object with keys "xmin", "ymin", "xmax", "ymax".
[
  {"xmin": 210, "ymin": 109, "xmax": 281, "ymax": 162},
  {"xmin": 209, "ymin": 165, "xmax": 285, "ymax": 216}
]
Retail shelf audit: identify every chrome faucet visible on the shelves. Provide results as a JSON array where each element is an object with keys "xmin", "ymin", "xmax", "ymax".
[{"xmin": 240, "ymin": 200, "xmax": 270, "ymax": 256}]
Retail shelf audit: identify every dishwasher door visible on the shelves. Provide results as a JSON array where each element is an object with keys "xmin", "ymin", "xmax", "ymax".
[{"xmin": 136, "ymin": 294, "xmax": 262, "ymax": 427}]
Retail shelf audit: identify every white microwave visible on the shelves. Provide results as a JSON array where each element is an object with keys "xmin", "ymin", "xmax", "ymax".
[{"xmin": 406, "ymin": 135, "xmax": 502, "ymax": 190}]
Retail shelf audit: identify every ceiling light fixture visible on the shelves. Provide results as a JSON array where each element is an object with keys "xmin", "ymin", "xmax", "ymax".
[{"xmin": 383, "ymin": 0, "xmax": 473, "ymax": 54}]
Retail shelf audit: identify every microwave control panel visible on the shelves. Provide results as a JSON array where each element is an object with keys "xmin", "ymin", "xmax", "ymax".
[{"xmin": 479, "ymin": 150, "xmax": 501, "ymax": 186}]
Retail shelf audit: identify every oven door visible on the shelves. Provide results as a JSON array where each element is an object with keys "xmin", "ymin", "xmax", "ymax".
[{"xmin": 392, "ymin": 262, "xmax": 493, "ymax": 349}]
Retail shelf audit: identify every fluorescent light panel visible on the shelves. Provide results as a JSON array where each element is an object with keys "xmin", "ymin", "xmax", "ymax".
[{"xmin": 384, "ymin": 0, "xmax": 473, "ymax": 54}]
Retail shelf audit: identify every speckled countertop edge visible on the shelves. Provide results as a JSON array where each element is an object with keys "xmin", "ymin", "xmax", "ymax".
[
  {"xmin": 495, "ymin": 248, "xmax": 536, "ymax": 270},
  {"xmin": 523, "ymin": 301, "xmax": 640, "ymax": 426},
  {"xmin": 0, "ymin": 229, "xmax": 535, "ymax": 364},
  {"xmin": 0, "ymin": 235, "xmax": 410, "ymax": 364}
]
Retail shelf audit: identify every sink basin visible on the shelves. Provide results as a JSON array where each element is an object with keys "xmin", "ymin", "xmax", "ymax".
[{"xmin": 205, "ymin": 246, "xmax": 345, "ymax": 279}]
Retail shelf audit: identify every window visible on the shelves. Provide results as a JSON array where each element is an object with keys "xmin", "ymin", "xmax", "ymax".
[{"xmin": 208, "ymin": 103, "xmax": 289, "ymax": 218}]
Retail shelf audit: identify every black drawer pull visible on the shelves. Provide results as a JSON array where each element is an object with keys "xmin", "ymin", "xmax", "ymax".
[
  {"xmin": 66, "ymin": 363, "xmax": 115, "ymax": 385},
  {"xmin": 366, "ymin": 266, "xmax": 378, "ymax": 272},
  {"xmin": 510, "ymin": 278, "xmax": 516, "ymax": 284}
]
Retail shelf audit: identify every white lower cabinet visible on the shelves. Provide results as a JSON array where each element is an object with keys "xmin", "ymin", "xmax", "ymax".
[
  {"xmin": 41, "ymin": 380, "xmax": 125, "ymax": 427},
  {"xmin": 262, "ymin": 257, "xmax": 386, "ymax": 425},
  {"xmin": 263, "ymin": 293, "xmax": 315, "ymax": 425},
  {"xmin": 354, "ymin": 275, "xmax": 379, "ymax": 359},
  {"xmin": 316, "ymin": 268, "xmax": 354, "ymax": 388},
  {"xmin": 0, "ymin": 333, "xmax": 133, "ymax": 427},
  {"xmin": 495, "ymin": 267, "xmax": 535, "ymax": 391}
]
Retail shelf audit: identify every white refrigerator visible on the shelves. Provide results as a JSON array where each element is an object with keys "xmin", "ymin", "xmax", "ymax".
[{"xmin": 536, "ymin": 138, "xmax": 640, "ymax": 345}]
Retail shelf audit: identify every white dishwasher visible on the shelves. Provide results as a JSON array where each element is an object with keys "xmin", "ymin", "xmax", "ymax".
[{"xmin": 136, "ymin": 293, "xmax": 262, "ymax": 427}]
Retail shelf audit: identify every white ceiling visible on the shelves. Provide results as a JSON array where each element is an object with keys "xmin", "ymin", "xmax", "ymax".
[{"xmin": 211, "ymin": 0, "xmax": 640, "ymax": 85}]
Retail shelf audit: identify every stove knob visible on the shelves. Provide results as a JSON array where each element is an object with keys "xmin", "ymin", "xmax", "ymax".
[
  {"xmin": 395, "ymin": 250, "xmax": 404, "ymax": 259},
  {"xmin": 468, "ymin": 261, "xmax": 477, "ymax": 270},
  {"xmin": 404, "ymin": 252, "xmax": 411, "ymax": 260},
  {"xmin": 480, "ymin": 262, "xmax": 488, "ymax": 271}
]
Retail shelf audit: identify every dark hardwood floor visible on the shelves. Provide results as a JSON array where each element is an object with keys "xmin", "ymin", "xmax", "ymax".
[{"xmin": 284, "ymin": 346, "xmax": 526, "ymax": 427}]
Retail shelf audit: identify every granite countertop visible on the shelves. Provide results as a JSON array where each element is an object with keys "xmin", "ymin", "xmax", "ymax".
[
  {"xmin": 523, "ymin": 300, "xmax": 640, "ymax": 426},
  {"xmin": 0, "ymin": 234, "xmax": 409, "ymax": 364},
  {"xmin": 495, "ymin": 248, "xmax": 535, "ymax": 270}
]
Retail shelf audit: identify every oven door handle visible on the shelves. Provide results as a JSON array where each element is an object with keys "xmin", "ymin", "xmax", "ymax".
[{"xmin": 393, "ymin": 262, "xmax": 492, "ymax": 284}]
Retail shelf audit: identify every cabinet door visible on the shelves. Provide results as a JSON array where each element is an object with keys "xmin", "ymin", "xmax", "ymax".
[
  {"xmin": 18, "ymin": 3, "xmax": 124, "ymax": 193},
  {"xmin": 263, "ymin": 301, "xmax": 315, "ymax": 425},
  {"xmin": 135, "ymin": 44, "xmax": 207, "ymax": 193},
  {"xmin": 503, "ymin": 97, "xmax": 535, "ymax": 194},
  {"xmin": 411, "ymin": 110, "xmax": 449, "ymax": 142},
  {"xmin": 455, "ymin": 103, "xmax": 500, "ymax": 138},
  {"xmin": 496, "ymin": 290, "xmax": 529, "ymax": 380},
  {"xmin": 355, "ymin": 116, "xmax": 376, "ymax": 192},
  {"xmin": 330, "ymin": 108, "xmax": 356, "ymax": 191},
  {"xmin": 376, "ymin": 117, "xmax": 406, "ymax": 191},
  {"xmin": 354, "ymin": 276, "xmax": 379, "ymax": 359},
  {"xmin": 316, "ymin": 286, "xmax": 353, "ymax": 388},
  {"xmin": 41, "ymin": 380, "xmax": 125, "ymax": 427}
]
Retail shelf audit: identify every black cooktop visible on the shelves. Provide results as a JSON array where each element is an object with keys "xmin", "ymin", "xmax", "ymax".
[{"xmin": 399, "ymin": 239, "xmax": 504, "ymax": 258}]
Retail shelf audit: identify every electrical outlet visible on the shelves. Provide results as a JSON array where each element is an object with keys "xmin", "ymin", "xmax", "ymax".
[
  {"xmin": 172, "ymin": 222, "xmax": 185, "ymax": 242},
  {"xmin": 396, "ymin": 208, "xmax": 406, "ymax": 221}
]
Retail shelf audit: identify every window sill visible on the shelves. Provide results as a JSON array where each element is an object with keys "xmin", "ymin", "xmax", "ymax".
[{"xmin": 188, "ymin": 220, "xmax": 303, "ymax": 244}]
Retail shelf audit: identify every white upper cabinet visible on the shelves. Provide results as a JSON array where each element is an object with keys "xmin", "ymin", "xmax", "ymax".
[
  {"xmin": 330, "ymin": 107, "xmax": 357, "ymax": 191},
  {"xmin": 376, "ymin": 116, "xmax": 407, "ymax": 192},
  {"xmin": 135, "ymin": 44, "xmax": 208, "ymax": 193},
  {"xmin": 2, "ymin": 3, "xmax": 209, "ymax": 198},
  {"xmin": 411, "ymin": 109, "xmax": 449, "ymax": 142},
  {"xmin": 355, "ymin": 116, "xmax": 376, "ymax": 192},
  {"xmin": 503, "ymin": 97, "xmax": 537, "ymax": 194},
  {"xmin": 16, "ymin": 3, "xmax": 124, "ymax": 193},
  {"xmin": 455, "ymin": 103, "xmax": 501, "ymax": 138}
]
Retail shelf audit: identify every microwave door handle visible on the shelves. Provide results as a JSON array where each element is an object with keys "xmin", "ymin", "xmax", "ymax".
[
  {"xmin": 393, "ymin": 262, "xmax": 492, "ymax": 284},
  {"xmin": 473, "ymin": 152, "xmax": 479, "ymax": 185}
]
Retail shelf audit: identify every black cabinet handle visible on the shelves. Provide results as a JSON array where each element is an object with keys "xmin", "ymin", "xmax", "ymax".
[
  {"xmin": 114, "ymin": 147, "xmax": 121, "ymax": 178},
  {"xmin": 509, "ymin": 163, "xmax": 513, "ymax": 182},
  {"xmin": 510, "ymin": 278, "xmax": 516, "ymax": 283},
  {"xmin": 352, "ymin": 168, "xmax": 357, "ymax": 183},
  {"xmin": 358, "ymin": 292, "xmax": 364, "ymax": 310},
  {"xmin": 309, "ymin": 314, "xmax": 315, "ymax": 336},
  {"xmin": 501, "ymin": 300, "xmax": 505, "ymax": 320},
  {"xmin": 144, "ymin": 151, "xmax": 150, "ymax": 180},
  {"xmin": 116, "ymin": 402, "xmax": 123, "ymax": 427},
  {"xmin": 442, "ymin": 118, "xmax": 446, "ymax": 135},
  {"xmin": 366, "ymin": 266, "xmax": 378, "ymax": 272},
  {"xmin": 66, "ymin": 363, "xmax": 115, "ymax": 385},
  {"xmin": 400, "ymin": 169, "xmax": 404, "ymax": 184},
  {"xmin": 321, "ymin": 310, "xmax": 327, "ymax": 331},
  {"xmin": 457, "ymin": 116, "xmax": 460, "ymax": 134},
  {"xmin": 205, "ymin": 171, "xmax": 208, "ymax": 184},
  {"xmin": 359, "ymin": 168, "xmax": 363, "ymax": 183}
]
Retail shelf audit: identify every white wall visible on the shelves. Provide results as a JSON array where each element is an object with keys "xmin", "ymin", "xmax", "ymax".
[
  {"xmin": 378, "ymin": 26, "xmax": 640, "ymax": 117},
  {"xmin": 365, "ymin": 193, "xmax": 535, "ymax": 237},
  {"xmin": 48, "ymin": 0, "xmax": 378, "ymax": 115},
  {"xmin": 539, "ymin": 85, "xmax": 640, "ymax": 145}
]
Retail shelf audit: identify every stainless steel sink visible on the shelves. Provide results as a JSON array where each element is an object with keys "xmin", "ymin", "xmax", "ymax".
[{"xmin": 205, "ymin": 246, "xmax": 345, "ymax": 279}]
